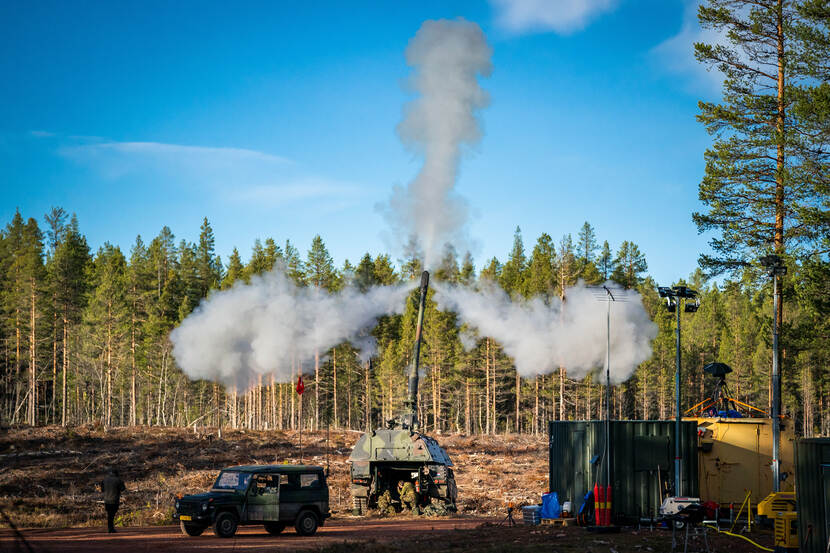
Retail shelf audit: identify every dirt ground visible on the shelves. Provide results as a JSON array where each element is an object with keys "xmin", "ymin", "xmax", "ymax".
[
  {"xmin": 0, "ymin": 517, "xmax": 773, "ymax": 553},
  {"xmin": 0, "ymin": 425, "xmax": 774, "ymax": 552},
  {"xmin": 0, "ymin": 425, "xmax": 547, "ymax": 528}
]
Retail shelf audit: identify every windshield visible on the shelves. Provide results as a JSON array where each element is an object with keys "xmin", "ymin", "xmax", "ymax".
[{"xmin": 212, "ymin": 471, "xmax": 252, "ymax": 491}]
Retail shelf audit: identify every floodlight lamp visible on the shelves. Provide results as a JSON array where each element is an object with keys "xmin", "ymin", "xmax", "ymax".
[
  {"xmin": 658, "ymin": 287, "xmax": 672, "ymax": 298},
  {"xmin": 684, "ymin": 298, "xmax": 700, "ymax": 313},
  {"xmin": 665, "ymin": 297, "xmax": 677, "ymax": 312}
]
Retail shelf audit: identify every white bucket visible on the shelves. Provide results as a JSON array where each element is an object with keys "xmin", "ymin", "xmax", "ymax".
[{"xmin": 562, "ymin": 501, "xmax": 573, "ymax": 517}]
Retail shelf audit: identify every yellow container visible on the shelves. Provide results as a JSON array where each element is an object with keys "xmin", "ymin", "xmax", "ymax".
[{"xmin": 689, "ymin": 417, "xmax": 795, "ymax": 506}]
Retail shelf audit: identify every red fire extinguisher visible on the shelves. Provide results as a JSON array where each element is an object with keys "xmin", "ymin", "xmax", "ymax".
[{"xmin": 595, "ymin": 484, "xmax": 604, "ymax": 526}]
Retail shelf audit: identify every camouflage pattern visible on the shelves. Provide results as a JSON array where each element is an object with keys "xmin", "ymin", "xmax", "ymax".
[
  {"xmin": 376, "ymin": 490, "xmax": 394, "ymax": 516},
  {"xmin": 422, "ymin": 498, "xmax": 448, "ymax": 517},
  {"xmin": 398, "ymin": 481, "xmax": 418, "ymax": 514}
]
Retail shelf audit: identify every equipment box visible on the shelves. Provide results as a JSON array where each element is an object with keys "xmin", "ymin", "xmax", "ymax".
[{"xmin": 522, "ymin": 505, "xmax": 541, "ymax": 525}]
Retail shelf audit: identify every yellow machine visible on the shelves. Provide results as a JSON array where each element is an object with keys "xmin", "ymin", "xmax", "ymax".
[
  {"xmin": 757, "ymin": 491, "xmax": 796, "ymax": 520},
  {"xmin": 773, "ymin": 511, "xmax": 798, "ymax": 551},
  {"xmin": 692, "ymin": 417, "xmax": 796, "ymax": 506},
  {"xmin": 685, "ymin": 363, "xmax": 796, "ymax": 508}
]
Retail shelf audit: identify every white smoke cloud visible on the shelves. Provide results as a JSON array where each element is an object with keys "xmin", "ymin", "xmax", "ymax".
[
  {"xmin": 380, "ymin": 18, "xmax": 492, "ymax": 270},
  {"xmin": 433, "ymin": 281, "xmax": 657, "ymax": 383},
  {"xmin": 170, "ymin": 270, "xmax": 409, "ymax": 390}
]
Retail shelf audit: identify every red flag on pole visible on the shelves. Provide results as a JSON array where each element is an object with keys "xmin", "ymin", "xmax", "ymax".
[{"xmin": 296, "ymin": 376, "xmax": 305, "ymax": 395}]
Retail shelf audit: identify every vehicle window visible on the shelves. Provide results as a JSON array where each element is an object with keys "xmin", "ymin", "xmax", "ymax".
[
  {"xmin": 251, "ymin": 474, "xmax": 279, "ymax": 495},
  {"xmin": 280, "ymin": 473, "xmax": 299, "ymax": 491},
  {"xmin": 213, "ymin": 471, "xmax": 252, "ymax": 491},
  {"xmin": 300, "ymin": 473, "xmax": 320, "ymax": 489}
]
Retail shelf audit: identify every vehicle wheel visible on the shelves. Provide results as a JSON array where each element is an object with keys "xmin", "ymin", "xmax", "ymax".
[
  {"xmin": 213, "ymin": 511, "xmax": 238, "ymax": 538},
  {"xmin": 180, "ymin": 521, "xmax": 207, "ymax": 536},
  {"xmin": 294, "ymin": 510, "xmax": 319, "ymax": 536},
  {"xmin": 264, "ymin": 522, "xmax": 286, "ymax": 535}
]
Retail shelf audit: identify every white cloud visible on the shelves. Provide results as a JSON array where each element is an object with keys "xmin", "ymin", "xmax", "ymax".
[
  {"xmin": 58, "ymin": 138, "xmax": 360, "ymax": 209},
  {"xmin": 651, "ymin": 0, "xmax": 725, "ymax": 94},
  {"xmin": 491, "ymin": 0, "xmax": 618, "ymax": 35}
]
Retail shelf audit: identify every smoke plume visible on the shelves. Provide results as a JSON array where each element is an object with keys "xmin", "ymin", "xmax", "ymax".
[
  {"xmin": 170, "ymin": 270, "xmax": 409, "ymax": 390},
  {"xmin": 434, "ymin": 282, "xmax": 657, "ymax": 383},
  {"xmin": 381, "ymin": 18, "xmax": 493, "ymax": 269}
]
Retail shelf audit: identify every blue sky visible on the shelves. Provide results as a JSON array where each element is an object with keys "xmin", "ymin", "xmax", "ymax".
[{"xmin": 1, "ymin": 0, "xmax": 723, "ymax": 286}]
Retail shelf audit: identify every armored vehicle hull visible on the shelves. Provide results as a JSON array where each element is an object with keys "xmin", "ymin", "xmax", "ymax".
[
  {"xmin": 348, "ymin": 271, "xmax": 457, "ymax": 514},
  {"xmin": 348, "ymin": 428, "xmax": 457, "ymax": 514}
]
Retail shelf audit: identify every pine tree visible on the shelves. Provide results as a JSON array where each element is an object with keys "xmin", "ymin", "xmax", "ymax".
[
  {"xmin": 195, "ymin": 218, "xmax": 221, "ymax": 297},
  {"xmin": 525, "ymin": 233, "xmax": 556, "ymax": 301},
  {"xmin": 611, "ymin": 241, "xmax": 648, "ymax": 289},
  {"xmin": 84, "ymin": 243, "xmax": 129, "ymax": 427},
  {"xmin": 576, "ymin": 221, "xmax": 598, "ymax": 264},
  {"xmin": 49, "ymin": 215, "xmax": 90, "ymax": 425},
  {"xmin": 500, "ymin": 226, "xmax": 526, "ymax": 296},
  {"xmin": 598, "ymin": 240, "xmax": 613, "ymax": 281},
  {"xmin": 222, "ymin": 248, "xmax": 245, "ymax": 289}
]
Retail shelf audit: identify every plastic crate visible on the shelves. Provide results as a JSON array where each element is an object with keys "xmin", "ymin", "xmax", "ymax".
[{"xmin": 523, "ymin": 505, "xmax": 542, "ymax": 525}]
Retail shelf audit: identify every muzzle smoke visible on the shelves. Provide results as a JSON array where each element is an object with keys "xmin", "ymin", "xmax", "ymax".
[
  {"xmin": 434, "ymin": 282, "xmax": 657, "ymax": 383},
  {"xmin": 381, "ymin": 18, "xmax": 492, "ymax": 269},
  {"xmin": 170, "ymin": 270, "xmax": 409, "ymax": 390}
]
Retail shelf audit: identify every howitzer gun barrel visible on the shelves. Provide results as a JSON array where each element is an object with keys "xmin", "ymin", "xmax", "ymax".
[{"xmin": 404, "ymin": 271, "xmax": 429, "ymax": 430}]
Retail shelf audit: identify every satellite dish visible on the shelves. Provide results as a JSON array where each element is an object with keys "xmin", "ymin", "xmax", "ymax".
[{"xmin": 703, "ymin": 362, "xmax": 732, "ymax": 378}]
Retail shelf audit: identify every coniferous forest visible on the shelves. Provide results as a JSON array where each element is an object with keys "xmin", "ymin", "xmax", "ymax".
[
  {"xmin": 1, "ymin": 212, "xmax": 827, "ymax": 436},
  {"xmin": 2, "ymin": 0, "xmax": 829, "ymax": 438}
]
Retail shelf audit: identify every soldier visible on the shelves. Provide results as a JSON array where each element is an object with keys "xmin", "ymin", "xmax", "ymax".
[
  {"xmin": 397, "ymin": 480, "xmax": 419, "ymax": 514},
  {"xmin": 376, "ymin": 489, "xmax": 394, "ymax": 516},
  {"xmin": 423, "ymin": 497, "xmax": 448, "ymax": 517},
  {"xmin": 100, "ymin": 468, "xmax": 126, "ymax": 533}
]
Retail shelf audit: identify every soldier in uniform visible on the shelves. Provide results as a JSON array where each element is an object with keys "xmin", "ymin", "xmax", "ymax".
[
  {"xmin": 397, "ymin": 480, "xmax": 419, "ymax": 514},
  {"xmin": 376, "ymin": 489, "xmax": 394, "ymax": 516},
  {"xmin": 100, "ymin": 468, "xmax": 126, "ymax": 533},
  {"xmin": 422, "ymin": 497, "xmax": 448, "ymax": 517}
]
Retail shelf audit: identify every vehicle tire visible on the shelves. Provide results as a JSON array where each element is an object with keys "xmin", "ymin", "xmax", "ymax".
[
  {"xmin": 264, "ymin": 522, "xmax": 286, "ymax": 535},
  {"xmin": 294, "ymin": 510, "xmax": 319, "ymax": 536},
  {"xmin": 180, "ymin": 521, "xmax": 207, "ymax": 536},
  {"xmin": 213, "ymin": 511, "xmax": 238, "ymax": 538}
]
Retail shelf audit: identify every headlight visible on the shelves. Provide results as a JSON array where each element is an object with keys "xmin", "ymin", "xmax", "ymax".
[
  {"xmin": 201, "ymin": 503, "xmax": 209, "ymax": 512},
  {"xmin": 175, "ymin": 500, "xmax": 180, "ymax": 510}
]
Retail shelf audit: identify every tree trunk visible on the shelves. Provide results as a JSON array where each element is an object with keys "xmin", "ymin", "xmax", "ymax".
[
  {"xmin": 333, "ymin": 347, "xmax": 338, "ymax": 429},
  {"xmin": 465, "ymin": 377, "xmax": 471, "ymax": 435},
  {"xmin": 29, "ymin": 280, "xmax": 37, "ymax": 426},
  {"xmin": 485, "ymin": 339, "xmax": 490, "ymax": 434},
  {"xmin": 515, "ymin": 370, "xmax": 520, "ymax": 433},
  {"xmin": 534, "ymin": 375, "xmax": 539, "ymax": 435},
  {"xmin": 62, "ymin": 316, "xmax": 68, "ymax": 426},
  {"xmin": 314, "ymin": 350, "xmax": 320, "ymax": 431}
]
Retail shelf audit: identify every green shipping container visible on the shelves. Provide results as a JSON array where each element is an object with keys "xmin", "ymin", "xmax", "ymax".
[
  {"xmin": 548, "ymin": 420, "xmax": 699, "ymax": 524},
  {"xmin": 795, "ymin": 438, "xmax": 830, "ymax": 553}
]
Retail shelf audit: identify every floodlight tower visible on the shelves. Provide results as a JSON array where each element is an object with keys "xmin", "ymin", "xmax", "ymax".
[
  {"xmin": 760, "ymin": 254, "xmax": 787, "ymax": 492},
  {"xmin": 657, "ymin": 285, "xmax": 700, "ymax": 496}
]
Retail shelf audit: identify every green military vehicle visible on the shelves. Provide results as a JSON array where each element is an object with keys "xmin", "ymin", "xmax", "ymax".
[
  {"xmin": 348, "ymin": 271, "xmax": 458, "ymax": 515},
  {"xmin": 174, "ymin": 464, "xmax": 330, "ymax": 538}
]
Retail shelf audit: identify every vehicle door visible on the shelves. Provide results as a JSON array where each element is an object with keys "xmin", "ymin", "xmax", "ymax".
[
  {"xmin": 278, "ymin": 473, "xmax": 301, "ymax": 520},
  {"xmin": 246, "ymin": 474, "xmax": 279, "ymax": 522}
]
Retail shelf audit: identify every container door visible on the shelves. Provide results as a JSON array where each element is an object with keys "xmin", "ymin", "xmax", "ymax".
[
  {"xmin": 247, "ymin": 474, "xmax": 280, "ymax": 522},
  {"xmin": 823, "ymin": 465, "xmax": 830, "ymax": 546}
]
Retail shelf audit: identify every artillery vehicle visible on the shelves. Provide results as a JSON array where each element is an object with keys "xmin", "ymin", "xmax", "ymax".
[
  {"xmin": 348, "ymin": 271, "xmax": 458, "ymax": 514},
  {"xmin": 174, "ymin": 464, "xmax": 330, "ymax": 538}
]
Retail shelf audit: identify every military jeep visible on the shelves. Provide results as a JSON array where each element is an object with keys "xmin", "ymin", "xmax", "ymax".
[{"xmin": 173, "ymin": 464, "xmax": 330, "ymax": 538}]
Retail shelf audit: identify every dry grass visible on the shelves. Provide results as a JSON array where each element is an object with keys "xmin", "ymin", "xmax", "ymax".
[{"xmin": 0, "ymin": 425, "xmax": 548, "ymax": 529}]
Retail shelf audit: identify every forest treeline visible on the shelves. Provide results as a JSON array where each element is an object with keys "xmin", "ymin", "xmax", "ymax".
[
  {"xmin": 1, "ymin": 212, "xmax": 827, "ymax": 436},
  {"xmin": 3, "ymin": 0, "xmax": 829, "ymax": 436}
]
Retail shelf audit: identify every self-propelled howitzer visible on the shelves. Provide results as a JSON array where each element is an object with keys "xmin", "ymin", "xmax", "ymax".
[{"xmin": 348, "ymin": 271, "xmax": 457, "ymax": 514}]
